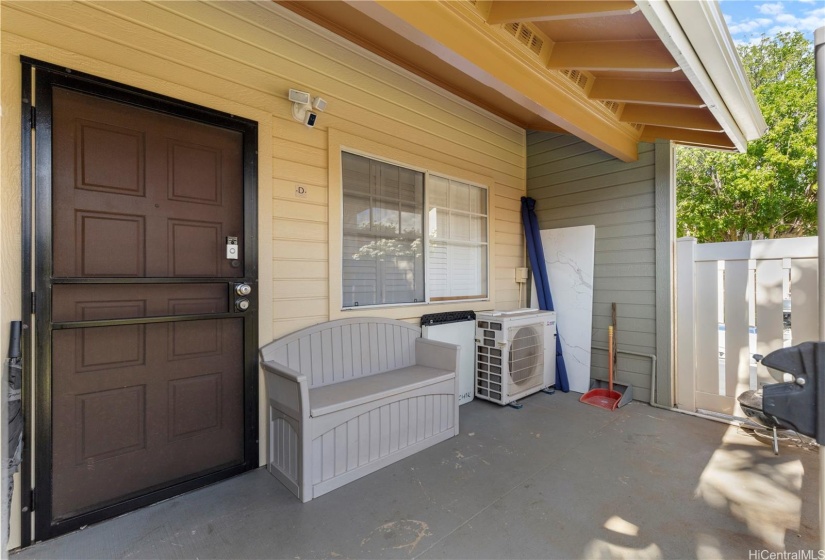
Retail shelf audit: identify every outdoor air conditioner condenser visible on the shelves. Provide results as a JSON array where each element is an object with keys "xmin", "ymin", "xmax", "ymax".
[{"xmin": 474, "ymin": 309, "xmax": 557, "ymax": 406}]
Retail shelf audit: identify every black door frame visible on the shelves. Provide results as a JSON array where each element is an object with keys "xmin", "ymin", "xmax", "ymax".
[{"xmin": 21, "ymin": 57, "xmax": 259, "ymax": 542}]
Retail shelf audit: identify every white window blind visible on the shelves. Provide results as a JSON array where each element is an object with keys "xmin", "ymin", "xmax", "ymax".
[
  {"xmin": 427, "ymin": 175, "xmax": 488, "ymax": 301},
  {"xmin": 342, "ymin": 152, "xmax": 424, "ymax": 307},
  {"xmin": 341, "ymin": 152, "xmax": 488, "ymax": 308}
]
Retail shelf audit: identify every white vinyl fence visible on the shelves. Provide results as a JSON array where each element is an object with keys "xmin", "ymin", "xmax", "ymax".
[{"xmin": 676, "ymin": 236, "xmax": 819, "ymax": 417}]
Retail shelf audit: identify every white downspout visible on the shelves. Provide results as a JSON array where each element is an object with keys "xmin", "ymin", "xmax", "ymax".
[{"xmin": 814, "ymin": 24, "xmax": 825, "ymax": 557}]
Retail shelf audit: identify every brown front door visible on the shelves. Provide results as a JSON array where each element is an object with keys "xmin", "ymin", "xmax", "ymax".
[{"xmin": 30, "ymin": 64, "xmax": 258, "ymax": 540}]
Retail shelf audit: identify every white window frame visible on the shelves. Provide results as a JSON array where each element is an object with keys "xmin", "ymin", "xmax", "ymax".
[
  {"xmin": 328, "ymin": 128, "xmax": 497, "ymax": 321},
  {"xmin": 339, "ymin": 148, "xmax": 490, "ymax": 311}
]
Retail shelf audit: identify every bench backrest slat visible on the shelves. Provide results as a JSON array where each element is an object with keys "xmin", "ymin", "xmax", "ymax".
[{"xmin": 260, "ymin": 318, "xmax": 421, "ymax": 388}]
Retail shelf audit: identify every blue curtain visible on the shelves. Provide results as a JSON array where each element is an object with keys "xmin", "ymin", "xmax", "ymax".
[{"xmin": 521, "ymin": 197, "xmax": 569, "ymax": 392}]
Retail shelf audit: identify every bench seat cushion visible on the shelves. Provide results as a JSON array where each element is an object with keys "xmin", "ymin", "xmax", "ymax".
[{"xmin": 309, "ymin": 366, "xmax": 455, "ymax": 417}]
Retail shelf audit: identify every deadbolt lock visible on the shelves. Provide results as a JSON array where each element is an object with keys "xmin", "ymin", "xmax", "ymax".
[{"xmin": 235, "ymin": 298, "xmax": 250, "ymax": 312}]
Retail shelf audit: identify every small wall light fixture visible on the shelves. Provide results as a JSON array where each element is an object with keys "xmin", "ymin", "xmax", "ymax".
[{"xmin": 289, "ymin": 88, "xmax": 327, "ymax": 128}]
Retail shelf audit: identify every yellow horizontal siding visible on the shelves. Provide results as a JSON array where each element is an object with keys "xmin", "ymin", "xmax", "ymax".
[
  {"xmin": 497, "ymin": 288, "xmax": 520, "ymax": 302},
  {"xmin": 273, "ymin": 118, "xmax": 330, "ymax": 149},
  {"xmin": 495, "ymin": 209, "xmax": 523, "ymax": 226},
  {"xmin": 274, "ymin": 160, "xmax": 328, "ymax": 188},
  {"xmin": 274, "ymin": 297, "xmax": 330, "ymax": 319},
  {"xmin": 494, "ymin": 182, "xmax": 526, "ymax": 201},
  {"xmin": 273, "ymin": 139, "xmax": 329, "ymax": 170},
  {"xmin": 272, "ymin": 241, "xmax": 328, "ymax": 262},
  {"xmin": 273, "ymin": 200, "xmax": 327, "ymax": 223},
  {"xmin": 273, "ymin": 221, "xmax": 327, "ymax": 243},
  {"xmin": 271, "ymin": 260, "xmax": 328, "ymax": 280},
  {"xmin": 495, "ymin": 233, "xmax": 522, "ymax": 248},
  {"xmin": 496, "ymin": 244, "xmax": 524, "ymax": 259},
  {"xmin": 496, "ymin": 220, "xmax": 524, "ymax": 235},
  {"xmin": 273, "ymin": 279, "xmax": 329, "ymax": 299},
  {"xmin": 272, "ymin": 316, "xmax": 329, "ymax": 334},
  {"xmin": 496, "ymin": 256, "xmax": 524, "ymax": 269}
]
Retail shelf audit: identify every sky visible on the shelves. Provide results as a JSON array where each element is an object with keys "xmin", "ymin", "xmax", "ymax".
[{"xmin": 720, "ymin": 0, "xmax": 825, "ymax": 44}]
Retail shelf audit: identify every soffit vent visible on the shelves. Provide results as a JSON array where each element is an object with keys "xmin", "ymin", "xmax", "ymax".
[
  {"xmin": 519, "ymin": 25, "xmax": 532, "ymax": 45},
  {"xmin": 502, "ymin": 22, "xmax": 545, "ymax": 57},
  {"xmin": 601, "ymin": 100, "xmax": 621, "ymax": 114},
  {"xmin": 529, "ymin": 34, "xmax": 544, "ymax": 55},
  {"xmin": 560, "ymin": 69, "xmax": 589, "ymax": 91}
]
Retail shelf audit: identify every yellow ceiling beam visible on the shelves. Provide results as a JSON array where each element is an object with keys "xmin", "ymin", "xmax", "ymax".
[
  {"xmin": 351, "ymin": 0, "xmax": 641, "ymax": 161},
  {"xmin": 622, "ymin": 106, "xmax": 723, "ymax": 131},
  {"xmin": 589, "ymin": 78, "xmax": 705, "ymax": 108},
  {"xmin": 548, "ymin": 40, "xmax": 679, "ymax": 72},
  {"xmin": 486, "ymin": 1, "xmax": 638, "ymax": 24},
  {"xmin": 639, "ymin": 126, "xmax": 734, "ymax": 148},
  {"xmin": 528, "ymin": 121, "xmax": 571, "ymax": 134}
]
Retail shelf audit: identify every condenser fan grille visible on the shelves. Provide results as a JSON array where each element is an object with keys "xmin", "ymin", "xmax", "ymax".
[
  {"xmin": 476, "ymin": 326, "xmax": 503, "ymax": 401},
  {"xmin": 508, "ymin": 325, "xmax": 544, "ymax": 386}
]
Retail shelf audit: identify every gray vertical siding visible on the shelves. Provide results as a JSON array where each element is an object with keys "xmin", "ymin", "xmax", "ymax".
[{"xmin": 526, "ymin": 132, "xmax": 666, "ymax": 403}]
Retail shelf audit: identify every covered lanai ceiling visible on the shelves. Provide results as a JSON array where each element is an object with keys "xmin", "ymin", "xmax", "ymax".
[{"xmin": 279, "ymin": 0, "xmax": 766, "ymax": 162}]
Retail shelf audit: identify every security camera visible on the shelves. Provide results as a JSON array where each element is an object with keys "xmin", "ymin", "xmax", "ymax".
[
  {"xmin": 289, "ymin": 88, "xmax": 325, "ymax": 127},
  {"xmin": 305, "ymin": 111, "xmax": 318, "ymax": 128}
]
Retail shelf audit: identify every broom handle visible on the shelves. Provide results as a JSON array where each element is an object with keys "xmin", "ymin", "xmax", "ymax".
[
  {"xmin": 611, "ymin": 303, "xmax": 617, "ymax": 368},
  {"xmin": 608, "ymin": 325, "xmax": 614, "ymax": 392}
]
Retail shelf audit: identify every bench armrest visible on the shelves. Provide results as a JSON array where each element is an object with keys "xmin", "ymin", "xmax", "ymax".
[
  {"xmin": 261, "ymin": 361, "xmax": 307, "ymax": 384},
  {"xmin": 415, "ymin": 338, "xmax": 460, "ymax": 373},
  {"xmin": 261, "ymin": 360, "xmax": 309, "ymax": 420}
]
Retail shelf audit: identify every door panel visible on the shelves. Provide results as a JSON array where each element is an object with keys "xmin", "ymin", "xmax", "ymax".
[
  {"xmin": 33, "ymin": 71, "xmax": 257, "ymax": 540},
  {"xmin": 52, "ymin": 283, "xmax": 229, "ymax": 322},
  {"xmin": 52, "ymin": 88, "xmax": 244, "ymax": 279},
  {"xmin": 51, "ymin": 319, "xmax": 243, "ymax": 520}
]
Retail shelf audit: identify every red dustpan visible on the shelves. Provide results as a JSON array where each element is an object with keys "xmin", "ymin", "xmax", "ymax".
[{"xmin": 580, "ymin": 325, "xmax": 621, "ymax": 410}]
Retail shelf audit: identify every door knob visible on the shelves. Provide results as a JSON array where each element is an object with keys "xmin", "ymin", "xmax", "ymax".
[{"xmin": 235, "ymin": 283, "xmax": 252, "ymax": 296}]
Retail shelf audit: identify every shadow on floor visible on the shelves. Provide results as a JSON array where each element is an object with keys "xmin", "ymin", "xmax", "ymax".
[{"xmin": 12, "ymin": 392, "xmax": 820, "ymax": 559}]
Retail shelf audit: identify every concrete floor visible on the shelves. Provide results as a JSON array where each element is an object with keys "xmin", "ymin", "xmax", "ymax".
[{"xmin": 12, "ymin": 392, "xmax": 820, "ymax": 559}]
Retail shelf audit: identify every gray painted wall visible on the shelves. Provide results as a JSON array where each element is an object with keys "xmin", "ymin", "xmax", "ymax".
[{"xmin": 526, "ymin": 132, "xmax": 673, "ymax": 405}]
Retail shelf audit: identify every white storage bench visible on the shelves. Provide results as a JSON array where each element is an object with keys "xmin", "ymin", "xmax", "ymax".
[{"xmin": 260, "ymin": 317, "xmax": 460, "ymax": 502}]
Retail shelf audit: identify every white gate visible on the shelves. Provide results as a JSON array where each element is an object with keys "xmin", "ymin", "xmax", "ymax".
[{"xmin": 675, "ymin": 237, "xmax": 820, "ymax": 417}]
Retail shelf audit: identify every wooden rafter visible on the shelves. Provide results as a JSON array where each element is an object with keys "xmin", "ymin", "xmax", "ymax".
[
  {"xmin": 486, "ymin": 1, "xmax": 638, "ymax": 24},
  {"xmin": 527, "ymin": 121, "xmax": 569, "ymax": 134},
  {"xmin": 589, "ymin": 78, "xmax": 705, "ymax": 108},
  {"xmin": 548, "ymin": 40, "xmax": 679, "ymax": 72},
  {"xmin": 621, "ymin": 105, "xmax": 722, "ymax": 131},
  {"xmin": 351, "ymin": 0, "xmax": 642, "ymax": 161},
  {"xmin": 639, "ymin": 126, "xmax": 735, "ymax": 148}
]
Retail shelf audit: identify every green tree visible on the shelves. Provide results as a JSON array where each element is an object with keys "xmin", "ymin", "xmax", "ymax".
[{"xmin": 676, "ymin": 32, "xmax": 817, "ymax": 242}]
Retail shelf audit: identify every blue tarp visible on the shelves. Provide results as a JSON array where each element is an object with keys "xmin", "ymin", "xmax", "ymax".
[{"xmin": 521, "ymin": 197, "xmax": 569, "ymax": 392}]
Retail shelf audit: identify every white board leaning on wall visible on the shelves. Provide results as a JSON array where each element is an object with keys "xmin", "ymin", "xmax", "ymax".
[{"xmin": 530, "ymin": 225, "xmax": 595, "ymax": 394}]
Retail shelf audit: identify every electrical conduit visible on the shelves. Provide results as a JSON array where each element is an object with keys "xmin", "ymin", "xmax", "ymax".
[{"xmin": 591, "ymin": 345, "xmax": 754, "ymax": 426}]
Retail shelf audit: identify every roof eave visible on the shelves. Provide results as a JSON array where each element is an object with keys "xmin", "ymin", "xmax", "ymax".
[{"xmin": 636, "ymin": 0, "xmax": 767, "ymax": 151}]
